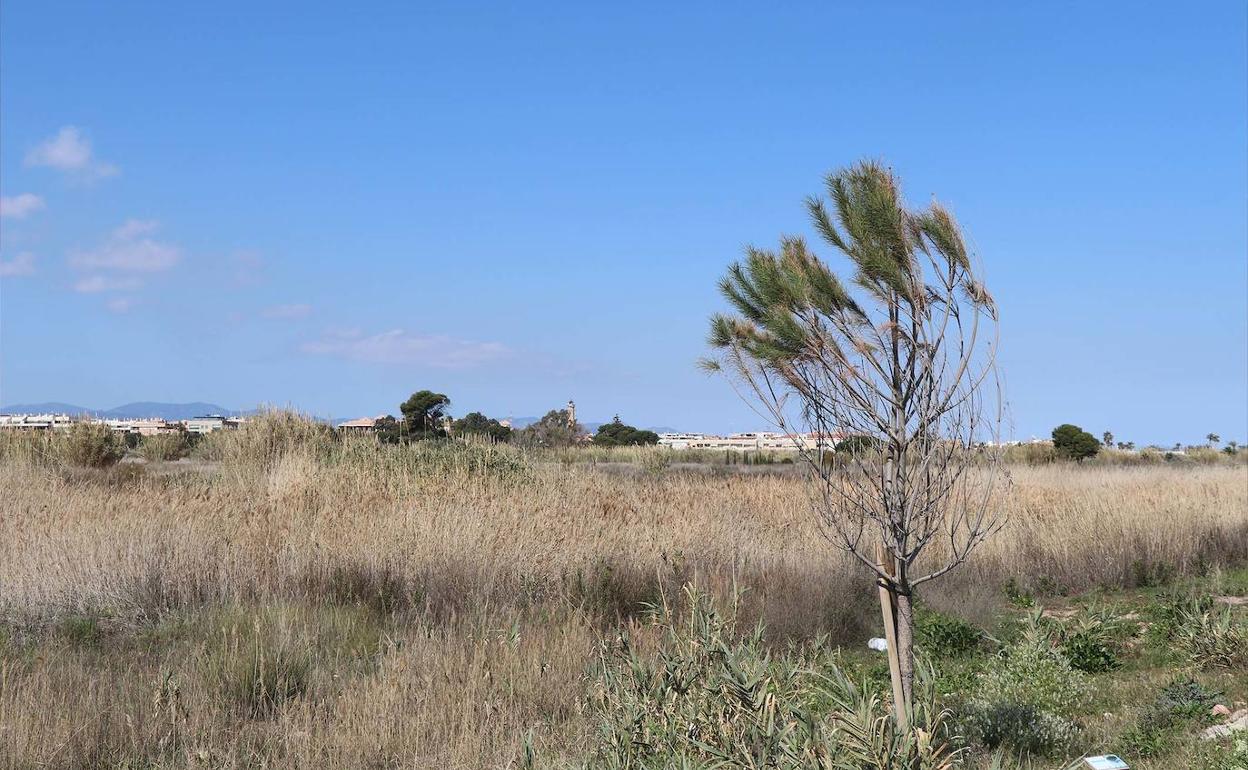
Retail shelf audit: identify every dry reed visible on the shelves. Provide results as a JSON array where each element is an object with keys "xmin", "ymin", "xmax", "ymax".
[{"xmin": 1, "ymin": 418, "xmax": 1245, "ymax": 768}]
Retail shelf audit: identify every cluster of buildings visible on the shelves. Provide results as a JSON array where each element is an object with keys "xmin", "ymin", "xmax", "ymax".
[
  {"xmin": 0, "ymin": 413, "xmax": 246, "ymax": 435},
  {"xmin": 657, "ymin": 431, "xmax": 845, "ymax": 452}
]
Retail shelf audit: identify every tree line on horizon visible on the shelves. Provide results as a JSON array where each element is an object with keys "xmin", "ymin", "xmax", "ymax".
[{"xmin": 369, "ymin": 390, "xmax": 659, "ymax": 448}]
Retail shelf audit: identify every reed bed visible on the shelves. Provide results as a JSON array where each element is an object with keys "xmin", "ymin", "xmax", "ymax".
[{"xmin": 1, "ymin": 416, "xmax": 1245, "ymax": 768}]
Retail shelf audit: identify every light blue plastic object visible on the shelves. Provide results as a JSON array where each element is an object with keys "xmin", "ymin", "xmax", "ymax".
[{"xmin": 1084, "ymin": 756, "xmax": 1129, "ymax": 770}]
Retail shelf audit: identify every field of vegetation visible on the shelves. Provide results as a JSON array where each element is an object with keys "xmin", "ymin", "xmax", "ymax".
[{"xmin": 1, "ymin": 414, "xmax": 1246, "ymax": 769}]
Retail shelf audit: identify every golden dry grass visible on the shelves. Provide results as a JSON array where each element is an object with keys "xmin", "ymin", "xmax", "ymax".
[{"xmin": 0, "ymin": 424, "xmax": 1245, "ymax": 768}]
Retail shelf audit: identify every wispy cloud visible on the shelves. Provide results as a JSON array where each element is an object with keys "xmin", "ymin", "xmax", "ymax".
[
  {"xmin": 262, "ymin": 303, "xmax": 313, "ymax": 319},
  {"xmin": 70, "ymin": 220, "xmax": 181, "ymax": 273},
  {"xmin": 105, "ymin": 297, "xmax": 135, "ymax": 313},
  {"xmin": 73, "ymin": 275, "xmax": 142, "ymax": 293},
  {"xmin": 301, "ymin": 328, "xmax": 509, "ymax": 368},
  {"xmin": 0, "ymin": 252, "xmax": 37, "ymax": 277},
  {"xmin": 0, "ymin": 193, "xmax": 45, "ymax": 219},
  {"xmin": 25, "ymin": 126, "xmax": 118, "ymax": 180}
]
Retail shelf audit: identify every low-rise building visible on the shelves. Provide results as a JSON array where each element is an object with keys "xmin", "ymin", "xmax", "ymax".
[
  {"xmin": 182, "ymin": 415, "xmax": 230, "ymax": 434},
  {"xmin": 337, "ymin": 416, "xmax": 381, "ymax": 432},
  {"xmin": 658, "ymin": 430, "xmax": 844, "ymax": 452},
  {"xmin": 0, "ymin": 413, "xmax": 76, "ymax": 430},
  {"xmin": 100, "ymin": 418, "xmax": 178, "ymax": 435}
]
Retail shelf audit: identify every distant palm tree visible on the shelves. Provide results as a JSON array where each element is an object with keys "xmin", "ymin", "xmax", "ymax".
[{"xmin": 1206, "ymin": 433, "xmax": 1220, "ymax": 447}]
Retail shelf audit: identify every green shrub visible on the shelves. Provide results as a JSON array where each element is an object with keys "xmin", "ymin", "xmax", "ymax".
[
  {"xmin": 1058, "ymin": 606, "xmax": 1130, "ymax": 673},
  {"xmin": 53, "ymin": 422, "xmax": 126, "ymax": 468},
  {"xmin": 964, "ymin": 701, "xmax": 1078, "ymax": 756},
  {"xmin": 916, "ymin": 607, "xmax": 984, "ymax": 658},
  {"xmin": 1060, "ymin": 629, "xmax": 1118, "ymax": 673},
  {"xmin": 963, "ymin": 615, "xmax": 1088, "ymax": 756}
]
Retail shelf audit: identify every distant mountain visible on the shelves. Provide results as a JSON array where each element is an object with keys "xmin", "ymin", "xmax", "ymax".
[
  {"xmin": 100, "ymin": 402, "xmax": 243, "ymax": 420},
  {"xmin": 0, "ymin": 401, "xmax": 94, "ymax": 415},
  {"xmin": 0, "ymin": 401, "xmax": 244, "ymax": 420}
]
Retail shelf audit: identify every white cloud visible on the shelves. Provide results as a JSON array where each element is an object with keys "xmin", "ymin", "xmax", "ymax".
[
  {"xmin": 0, "ymin": 193, "xmax": 45, "ymax": 219},
  {"xmin": 70, "ymin": 220, "xmax": 181, "ymax": 273},
  {"xmin": 301, "ymin": 328, "xmax": 509, "ymax": 368},
  {"xmin": 25, "ymin": 127, "xmax": 118, "ymax": 179},
  {"xmin": 262, "ymin": 303, "xmax": 313, "ymax": 319},
  {"xmin": 73, "ymin": 275, "xmax": 142, "ymax": 293},
  {"xmin": 105, "ymin": 297, "xmax": 135, "ymax": 313},
  {"xmin": 111, "ymin": 219, "xmax": 158, "ymax": 239},
  {"xmin": 0, "ymin": 252, "xmax": 37, "ymax": 277}
]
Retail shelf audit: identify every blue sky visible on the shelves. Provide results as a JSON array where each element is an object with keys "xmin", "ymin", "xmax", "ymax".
[{"xmin": 1, "ymin": 2, "xmax": 1245, "ymax": 443}]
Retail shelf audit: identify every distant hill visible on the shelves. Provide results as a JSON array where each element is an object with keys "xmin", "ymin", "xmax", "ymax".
[
  {"xmin": 0, "ymin": 401, "xmax": 94, "ymax": 415},
  {"xmin": 100, "ymin": 402, "xmax": 242, "ymax": 420},
  {"xmin": 1, "ymin": 401, "xmax": 244, "ymax": 420}
]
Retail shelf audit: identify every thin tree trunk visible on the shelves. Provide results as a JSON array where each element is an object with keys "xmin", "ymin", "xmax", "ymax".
[{"xmin": 895, "ymin": 588, "xmax": 915, "ymax": 715}]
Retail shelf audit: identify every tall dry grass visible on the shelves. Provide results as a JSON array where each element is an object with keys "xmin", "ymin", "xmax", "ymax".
[{"xmin": 1, "ymin": 413, "xmax": 1245, "ymax": 768}]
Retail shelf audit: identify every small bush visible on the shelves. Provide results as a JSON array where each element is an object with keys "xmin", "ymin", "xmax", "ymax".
[
  {"xmin": 963, "ymin": 615, "xmax": 1088, "ymax": 756},
  {"xmin": 1148, "ymin": 594, "xmax": 1247, "ymax": 669},
  {"xmin": 1171, "ymin": 602, "xmax": 1247, "ymax": 669},
  {"xmin": 964, "ymin": 701, "xmax": 1078, "ymax": 756},
  {"xmin": 916, "ymin": 606, "xmax": 983, "ymax": 658},
  {"xmin": 137, "ymin": 431, "xmax": 189, "ymax": 462},
  {"xmin": 53, "ymin": 423, "xmax": 126, "ymax": 468},
  {"xmin": 1122, "ymin": 678, "xmax": 1221, "ymax": 758}
]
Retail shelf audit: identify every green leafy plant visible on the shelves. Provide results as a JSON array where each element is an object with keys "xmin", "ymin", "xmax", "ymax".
[
  {"xmin": 916, "ymin": 607, "xmax": 984, "ymax": 658},
  {"xmin": 962, "ymin": 612, "xmax": 1088, "ymax": 756},
  {"xmin": 585, "ymin": 584, "xmax": 963, "ymax": 769},
  {"xmin": 1148, "ymin": 594, "xmax": 1247, "ymax": 669}
]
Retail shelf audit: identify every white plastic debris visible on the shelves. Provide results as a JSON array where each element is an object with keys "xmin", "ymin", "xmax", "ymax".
[
  {"xmin": 867, "ymin": 637, "xmax": 888, "ymax": 652},
  {"xmin": 1083, "ymin": 756, "xmax": 1129, "ymax": 770}
]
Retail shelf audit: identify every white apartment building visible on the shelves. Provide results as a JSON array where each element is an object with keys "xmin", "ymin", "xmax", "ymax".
[
  {"xmin": 0, "ymin": 413, "xmax": 76, "ymax": 430},
  {"xmin": 658, "ymin": 431, "xmax": 844, "ymax": 452}
]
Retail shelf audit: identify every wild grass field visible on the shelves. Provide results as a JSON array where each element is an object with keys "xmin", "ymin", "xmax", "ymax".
[{"xmin": 1, "ymin": 415, "xmax": 1246, "ymax": 769}]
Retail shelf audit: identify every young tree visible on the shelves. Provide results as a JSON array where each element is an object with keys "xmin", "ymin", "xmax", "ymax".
[
  {"xmin": 1207, "ymin": 432, "xmax": 1220, "ymax": 447},
  {"xmin": 399, "ymin": 390, "xmax": 451, "ymax": 440},
  {"xmin": 704, "ymin": 160, "xmax": 1007, "ymax": 728},
  {"xmin": 1052, "ymin": 424, "xmax": 1099, "ymax": 461},
  {"xmin": 1102, "ymin": 430, "xmax": 1114, "ymax": 448}
]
